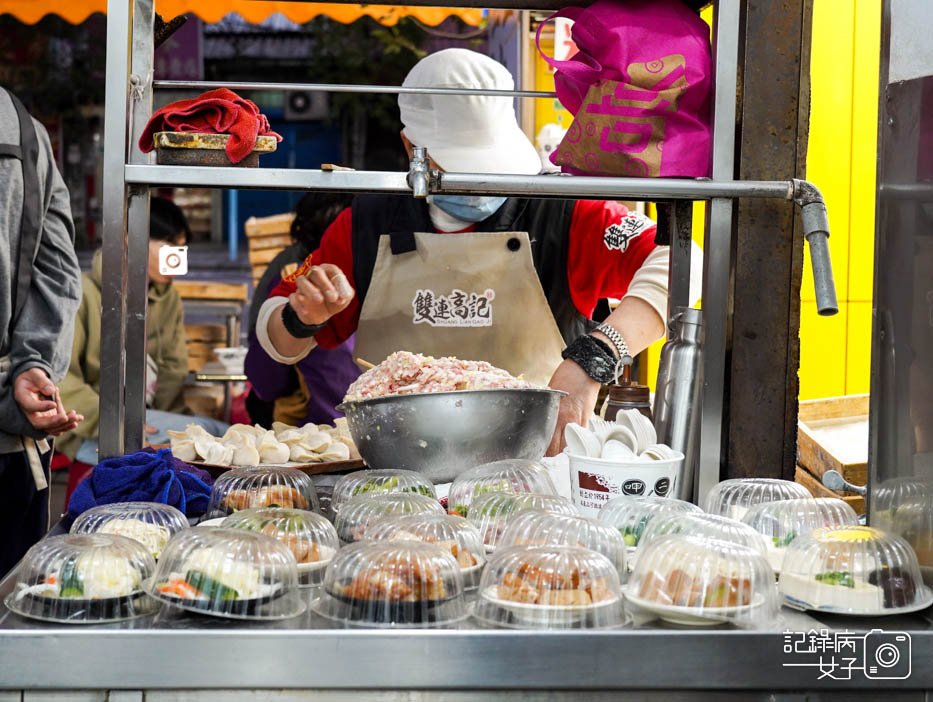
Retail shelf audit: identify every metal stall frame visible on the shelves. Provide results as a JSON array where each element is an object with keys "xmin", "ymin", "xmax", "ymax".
[{"xmin": 99, "ymin": 0, "xmax": 837, "ymax": 505}]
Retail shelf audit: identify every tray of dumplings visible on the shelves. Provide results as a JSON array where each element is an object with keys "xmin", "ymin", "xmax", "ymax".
[{"xmin": 168, "ymin": 419, "xmax": 364, "ymax": 475}]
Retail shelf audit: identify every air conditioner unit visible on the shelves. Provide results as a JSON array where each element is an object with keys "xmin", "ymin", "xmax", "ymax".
[{"xmin": 284, "ymin": 90, "xmax": 329, "ymax": 121}]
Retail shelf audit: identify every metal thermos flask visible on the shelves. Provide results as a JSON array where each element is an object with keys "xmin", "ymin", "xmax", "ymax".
[{"xmin": 653, "ymin": 307, "xmax": 703, "ymax": 501}]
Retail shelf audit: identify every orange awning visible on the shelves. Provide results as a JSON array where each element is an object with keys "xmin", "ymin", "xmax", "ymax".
[{"xmin": 0, "ymin": 0, "xmax": 483, "ymax": 27}]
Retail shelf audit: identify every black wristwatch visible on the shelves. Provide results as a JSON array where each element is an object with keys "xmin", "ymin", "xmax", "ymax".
[
  {"xmin": 561, "ymin": 334, "xmax": 618, "ymax": 384},
  {"xmin": 281, "ymin": 303, "xmax": 326, "ymax": 339}
]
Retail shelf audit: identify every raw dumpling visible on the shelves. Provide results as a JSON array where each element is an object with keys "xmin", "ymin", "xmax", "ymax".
[
  {"xmin": 299, "ymin": 430, "xmax": 331, "ymax": 453},
  {"xmin": 204, "ymin": 443, "xmax": 234, "ymax": 466},
  {"xmin": 289, "ymin": 444, "xmax": 321, "ymax": 463},
  {"xmin": 260, "ymin": 441, "xmax": 290, "ymax": 464},
  {"xmin": 171, "ymin": 438, "xmax": 197, "ymax": 462},
  {"xmin": 184, "ymin": 424, "xmax": 213, "ymax": 440},
  {"xmin": 232, "ymin": 443, "xmax": 261, "ymax": 467},
  {"xmin": 315, "ymin": 442, "xmax": 351, "ymax": 462}
]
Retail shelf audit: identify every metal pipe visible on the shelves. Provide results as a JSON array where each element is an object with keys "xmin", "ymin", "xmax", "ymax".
[
  {"xmin": 153, "ymin": 80, "xmax": 556, "ymax": 99},
  {"xmin": 793, "ymin": 179, "xmax": 839, "ymax": 316},
  {"xmin": 431, "ymin": 173, "xmax": 793, "ymax": 200},
  {"xmin": 98, "ymin": 0, "xmax": 133, "ymax": 459},
  {"xmin": 407, "ymin": 147, "xmax": 428, "ymax": 199},
  {"xmin": 123, "ymin": 0, "xmax": 155, "ymax": 453},
  {"xmin": 125, "ymin": 165, "xmax": 412, "ymax": 192}
]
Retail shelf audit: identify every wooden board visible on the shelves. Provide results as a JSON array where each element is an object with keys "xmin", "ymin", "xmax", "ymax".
[
  {"xmin": 248, "ymin": 247, "xmax": 283, "ymax": 266},
  {"xmin": 244, "ymin": 213, "xmax": 295, "ymax": 238},
  {"xmin": 184, "ymin": 324, "xmax": 227, "ymax": 343},
  {"xmin": 797, "ymin": 394, "xmax": 868, "ymax": 485},
  {"xmin": 248, "ymin": 233, "xmax": 293, "ymax": 251},
  {"xmin": 795, "ymin": 465, "xmax": 865, "ymax": 515},
  {"xmin": 175, "ymin": 280, "xmax": 249, "ymax": 303},
  {"xmin": 194, "ymin": 458, "xmax": 365, "ymax": 480}
]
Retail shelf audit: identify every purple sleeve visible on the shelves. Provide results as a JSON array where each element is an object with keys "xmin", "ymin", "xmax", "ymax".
[{"xmin": 244, "ymin": 272, "xmax": 295, "ymax": 401}]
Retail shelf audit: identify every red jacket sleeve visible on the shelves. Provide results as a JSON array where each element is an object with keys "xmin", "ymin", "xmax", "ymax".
[
  {"xmin": 565, "ymin": 200, "xmax": 658, "ymax": 318},
  {"xmin": 268, "ymin": 207, "xmax": 359, "ymax": 349}
]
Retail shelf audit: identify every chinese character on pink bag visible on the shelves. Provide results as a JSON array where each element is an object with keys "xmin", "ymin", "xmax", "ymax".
[{"xmin": 536, "ymin": 0, "xmax": 713, "ymax": 178}]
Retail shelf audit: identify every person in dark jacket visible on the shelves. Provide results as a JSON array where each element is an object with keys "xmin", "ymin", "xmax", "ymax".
[{"xmin": 0, "ymin": 88, "xmax": 83, "ymax": 574}]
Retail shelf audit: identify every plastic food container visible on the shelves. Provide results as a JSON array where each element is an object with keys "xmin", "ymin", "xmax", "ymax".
[
  {"xmin": 872, "ymin": 480, "xmax": 933, "ymax": 586},
  {"xmin": 741, "ymin": 498, "xmax": 859, "ymax": 573},
  {"xmin": 778, "ymin": 526, "xmax": 933, "ymax": 615},
  {"xmin": 205, "ymin": 466, "xmax": 320, "ymax": 518},
  {"xmin": 447, "ymin": 459, "xmax": 557, "ymax": 518},
  {"xmin": 637, "ymin": 512, "xmax": 768, "ymax": 568},
  {"xmin": 624, "ymin": 535, "xmax": 779, "ymax": 627},
  {"xmin": 311, "ymin": 540, "xmax": 467, "ymax": 627},
  {"xmin": 330, "ymin": 469, "xmax": 436, "ymax": 518},
  {"xmin": 146, "ymin": 527, "xmax": 304, "ymax": 619},
  {"xmin": 334, "ymin": 493, "xmax": 445, "ymax": 544},
  {"xmin": 597, "ymin": 495, "xmax": 702, "ymax": 563},
  {"xmin": 497, "ymin": 511, "xmax": 627, "ymax": 578},
  {"xmin": 70, "ymin": 501, "xmax": 188, "ymax": 560},
  {"xmin": 5, "ymin": 534, "xmax": 156, "ymax": 623},
  {"xmin": 703, "ymin": 478, "xmax": 811, "ymax": 521},
  {"xmin": 467, "ymin": 492, "xmax": 578, "ymax": 552},
  {"xmin": 220, "ymin": 508, "xmax": 338, "ymax": 586},
  {"xmin": 473, "ymin": 545, "xmax": 625, "ymax": 629},
  {"xmin": 365, "ymin": 513, "xmax": 486, "ymax": 590}
]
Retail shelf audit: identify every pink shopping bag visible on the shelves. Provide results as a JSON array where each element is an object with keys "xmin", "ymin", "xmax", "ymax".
[{"xmin": 536, "ymin": 0, "xmax": 713, "ymax": 177}]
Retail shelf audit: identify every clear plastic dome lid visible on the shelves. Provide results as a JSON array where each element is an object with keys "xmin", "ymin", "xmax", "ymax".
[
  {"xmin": 205, "ymin": 466, "xmax": 320, "ymax": 518},
  {"xmin": 473, "ymin": 545, "xmax": 625, "ymax": 629},
  {"xmin": 447, "ymin": 459, "xmax": 557, "ymax": 518},
  {"xmin": 637, "ymin": 512, "xmax": 768, "ymax": 564},
  {"xmin": 219, "ymin": 508, "xmax": 339, "ymax": 586},
  {"xmin": 5, "ymin": 534, "xmax": 156, "ymax": 623},
  {"xmin": 334, "ymin": 493, "xmax": 445, "ymax": 543},
  {"xmin": 741, "ymin": 498, "xmax": 859, "ymax": 572},
  {"xmin": 365, "ymin": 513, "xmax": 485, "ymax": 580},
  {"xmin": 311, "ymin": 540, "xmax": 467, "ymax": 627},
  {"xmin": 597, "ymin": 495, "xmax": 702, "ymax": 549},
  {"xmin": 778, "ymin": 526, "xmax": 933, "ymax": 615},
  {"xmin": 70, "ymin": 501, "xmax": 188, "ymax": 560},
  {"xmin": 146, "ymin": 527, "xmax": 304, "ymax": 619},
  {"xmin": 703, "ymin": 478, "xmax": 811, "ymax": 520},
  {"xmin": 625, "ymin": 535, "xmax": 779, "ymax": 627},
  {"xmin": 466, "ymin": 492, "xmax": 578, "ymax": 552},
  {"xmin": 330, "ymin": 469, "xmax": 436, "ymax": 517},
  {"xmin": 871, "ymin": 477, "xmax": 932, "ymax": 534},
  {"xmin": 497, "ymin": 511, "xmax": 627, "ymax": 578}
]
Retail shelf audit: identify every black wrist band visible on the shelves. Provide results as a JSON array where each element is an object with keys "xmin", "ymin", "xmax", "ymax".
[
  {"xmin": 561, "ymin": 334, "xmax": 618, "ymax": 384},
  {"xmin": 281, "ymin": 303, "xmax": 326, "ymax": 339}
]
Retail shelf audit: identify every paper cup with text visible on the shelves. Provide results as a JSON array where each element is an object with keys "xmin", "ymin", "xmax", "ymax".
[{"xmin": 569, "ymin": 451, "xmax": 685, "ymax": 518}]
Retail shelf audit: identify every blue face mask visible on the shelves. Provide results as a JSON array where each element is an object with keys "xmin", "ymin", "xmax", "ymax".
[{"xmin": 429, "ymin": 194, "xmax": 507, "ymax": 223}]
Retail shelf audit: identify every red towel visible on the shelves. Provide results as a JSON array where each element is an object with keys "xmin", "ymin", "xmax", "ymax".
[{"xmin": 139, "ymin": 88, "xmax": 282, "ymax": 164}]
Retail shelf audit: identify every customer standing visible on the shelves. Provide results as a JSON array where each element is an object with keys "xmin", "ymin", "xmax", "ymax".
[{"xmin": 0, "ymin": 87, "xmax": 83, "ymax": 574}]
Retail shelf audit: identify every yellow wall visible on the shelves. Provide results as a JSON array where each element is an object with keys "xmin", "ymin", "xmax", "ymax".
[{"xmin": 532, "ymin": 1, "xmax": 881, "ymax": 398}]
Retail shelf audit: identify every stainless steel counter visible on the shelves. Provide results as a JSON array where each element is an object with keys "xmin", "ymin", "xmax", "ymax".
[{"xmin": 1, "ymin": 571, "xmax": 931, "ymax": 695}]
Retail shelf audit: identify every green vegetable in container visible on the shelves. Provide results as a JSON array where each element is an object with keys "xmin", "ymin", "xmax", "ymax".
[
  {"xmin": 185, "ymin": 570, "xmax": 239, "ymax": 601},
  {"xmin": 814, "ymin": 571, "xmax": 855, "ymax": 588},
  {"xmin": 58, "ymin": 558, "xmax": 84, "ymax": 598}
]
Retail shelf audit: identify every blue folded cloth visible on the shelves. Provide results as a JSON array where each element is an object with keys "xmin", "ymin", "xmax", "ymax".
[{"xmin": 67, "ymin": 448, "xmax": 214, "ymax": 520}]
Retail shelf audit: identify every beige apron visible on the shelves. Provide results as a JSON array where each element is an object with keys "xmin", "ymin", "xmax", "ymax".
[{"xmin": 355, "ymin": 230, "xmax": 565, "ymax": 386}]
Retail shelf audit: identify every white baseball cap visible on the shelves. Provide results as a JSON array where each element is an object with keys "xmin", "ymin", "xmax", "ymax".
[{"xmin": 399, "ymin": 49, "xmax": 542, "ymax": 176}]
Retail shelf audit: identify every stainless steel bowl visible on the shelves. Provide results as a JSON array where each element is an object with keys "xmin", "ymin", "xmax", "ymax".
[{"xmin": 337, "ymin": 389, "xmax": 565, "ymax": 483}]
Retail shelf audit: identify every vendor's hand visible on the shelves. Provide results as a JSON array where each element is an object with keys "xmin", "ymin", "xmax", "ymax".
[
  {"xmin": 288, "ymin": 264, "xmax": 355, "ymax": 326},
  {"xmin": 546, "ymin": 359, "xmax": 600, "ymax": 457},
  {"xmin": 13, "ymin": 368, "xmax": 83, "ymax": 436}
]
